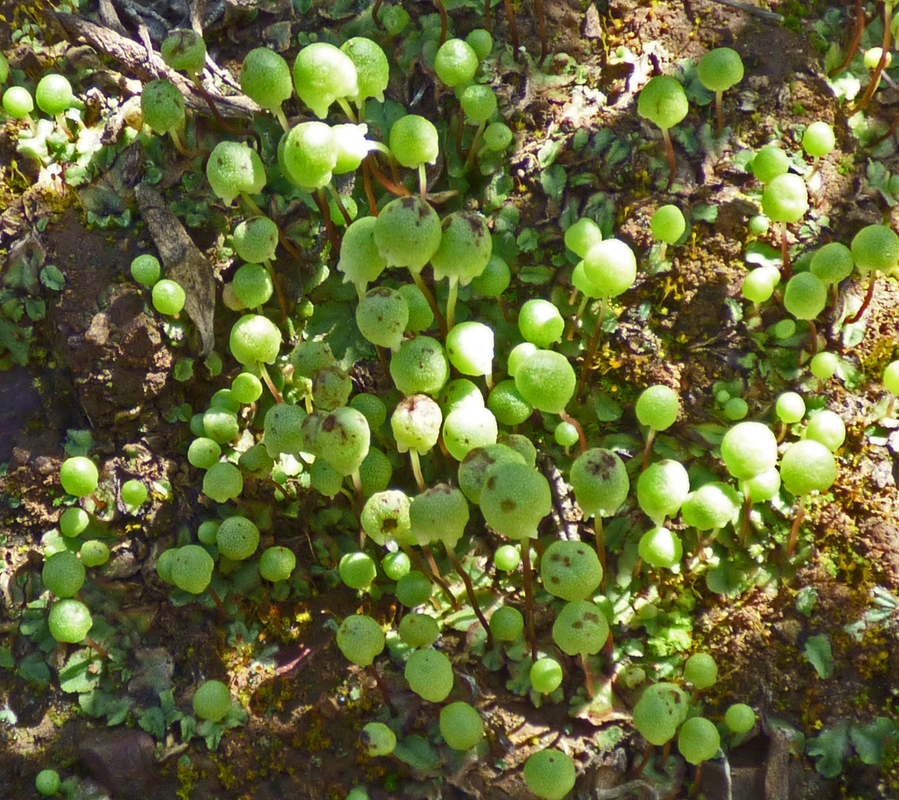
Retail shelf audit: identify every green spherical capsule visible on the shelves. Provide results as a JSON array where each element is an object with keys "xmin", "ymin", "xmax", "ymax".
[
  {"xmin": 60, "ymin": 507, "xmax": 90, "ymax": 538},
  {"xmin": 783, "ymin": 272, "xmax": 827, "ymax": 320},
  {"xmin": 678, "ymin": 716, "xmax": 721, "ymax": 765},
  {"xmin": 395, "ymin": 570, "xmax": 431, "ymax": 607},
  {"xmin": 60, "ymin": 456, "xmax": 99, "ymax": 498},
  {"xmin": 540, "ymin": 540, "xmax": 602, "ymax": 602},
  {"xmin": 141, "ymin": 78, "xmax": 185, "ymax": 134},
  {"xmin": 35, "ymin": 74, "xmax": 75, "ymax": 115},
  {"xmin": 650, "ymin": 205, "xmax": 686, "ymax": 245},
  {"xmin": 341, "ymin": 37, "xmax": 389, "ymax": 104},
  {"xmin": 638, "ymin": 526, "xmax": 683, "ymax": 569},
  {"xmin": 570, "ymin": 448, "xmax": 629, "ymax": 519},
  {"xmin": 434, "ymin": 38, "xmax": 479, "ymax": 87},
  {"xmin": 529, "ymin": 657, "xmax": 563, "ymax": 693},
  {"xmin": 240, "ymin": 47, "xmax": 292, "ymax": 111},
  {"xmin": 361, "ymin": 721, "xmax": 397, "ymax": 756},
  {"xmin": 170, "ymin": 545, "xmax": 215, "ymax": 593},
  {"xmin": 780, "ymin": 439, "xmax": 836, "ymax": 495},
  {"xmin": 3, "ymin": 86, "xmax": 35, "ymax": 119},
  {"xmin": 430, "ymin": 211, "xmax": 492, "ymax": 286},
  {"xmin": 725, "ymin": 703, "xmax": 756, "ymax": 734},
  {"xmin": 206, "ymin": 140, "xmax": 266, "ymax": 206},
  {"xmin": 460, "ymin": 84, "xmax": 497, "ymax": 122},
  {"xmin": 292, "ymin": 42, "xmax": 358, "ymax": 119},
  {"xmin": 439, "ymin": 702, "xmax": 484, "ymax": 751},
  {"xmin": 582, "ymin": 238, "xmax": 637, "ymax": 298},
  {"xmin": 487, "ymin": 380, "xmax": 533, "ymax": 426},
  {"xmin": 374, "ymin": 196, "xmax": 442, "ymax": 272},
  {"xmin": 43, "ymin": 551, "xmax": 86, "ymax": 597},
  {"xmin": 131, "ymin": 254, "xmax": 162, "ymax": 287},
  {"xmin": 398, "ymin": 612, "xmax": 439, "ymax": 648},
  {"xmin": 851, "ymin": 224, "xmax": 899, "ymax": 274},
  {"xmin": 684, "ymin": 652, "xmax": 718, "ymax": 689},
  {"xmin": 216, "ymin": 516, "xmax": 260, "ymax": 561},
  {"xmin": 481, "ymin": 461, "xmax": 551, "ymax": 540},
  {"xmin": 751, "ymin": 144, "xmax": 790, "ymax": 184},
  {"xmin": 810, "ymin": 242, "xmax": 853, "ymax": 286},
  {"xmin": 802, "ymin": 121, "xmax": 835, "ymax": 158},
  {"xmin": 776, "ymin": 392, "xmax": 805, "ymax": 424},
  {"xmin": 152, "ymin": 279, "xmax": 186, "ymax": 316},
  {"xmin": 697, "ymin": 47, "xmax": 744, "ymax": 93},
  {"xmin": 336, "ymin": 614, "xmax": 385, "ymax": 667},
  {"xmin": 193, "ymin": 679, "xmax": 232, "ymax": 722},
  {"xmin": 389, "ymin": 114, "xmax": 439, "ymax": 168},
  {"xmin": 121, "ymin": 479, "xmax": 149, "ymax": 506},
  {"xmin": 361, "ymin": 490, "xmax": 412, "ymax": 547},
  {"xmin": 483, "ymin": 121, "xmax": 512, "ymax": 151},
  {"xmin": 514, "ymin": 350, "xmax": 576, "ymax": 415},
  {"xmin": 637, "ymin": 75, "xmax": 688, "ymax": 130},
  {"xmin": 280, "ymin": 121, "xmax": 338, "ymax": 190},
  {"xmin": 523, "ymin": 749, "xmax": 576, "ymax": 800},
  {"xmin": 636, "ymin": 459, "xmax": 690, "ymax": 524},
  {"xmin": 552, "ymin": 599, "xmax": 609, "ymax": 656},
  {"xmin": 805, "ymin": 409, "xmax": 846, "ymax": 452},
  {"xmin": 339, "ymin": 551, "xmax": 377, "ymax": 589},
  {"xmin": 36, "ymin": 769, "xmax": 61, "ymax": 797},
  {"xmin": 161, "ymin": 29, "xmax": 207, "ymax": 75},
  {"xmin": 230, "ymin": 314, "xmax": 282, "ymax": 366},
  {"xmin": 390, "ymin": 336, "xmax": 449, "ymax": 397},
  {"xmin": 48, "ymin": 598, "xmax": 93, "ymax": 643},
  {"xmin": 405, "ymin": 648, "xmax": 454, "ymax": 702},
  {"xmin": 636, "ymin": 384, "xmax": 680, "ymax": 431},
  {"xmin": 761, "ymin": 173, "xmax": 808, "ymax": 224}
]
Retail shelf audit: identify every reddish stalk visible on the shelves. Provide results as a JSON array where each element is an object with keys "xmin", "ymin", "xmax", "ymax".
[
  {"xmin": 574, "ymin": 298, "xmax": 607, "ymax": 403},
  {"xmin": 366, "ymin": 663, "xmax": 394, "ymax": 709},
  {"xmin": 435, "ymin": 0, "xmax": 448, "ymax": 47},
  {"xmin": 313, "ymin": 187, "xmax": 341, "ymax": 256},
  {"xmin": 785, "ymin": 495, "xmax": 807, "ymax": 558},
  {"xmin": 535, "ymin": 0, "xmax": 548, "ymax": 65},
  {"xmin": 854, "ymin": 2, "xmax": 892, "ymax": 112},
  {"xmin": 445, "ymin": 542, "xmax": 494, "ymax": 649},
  {"xmin": 559, "ymin": 409, "xmax": 587, "ymax": 453},
  {"xmin": 661, "ymin": 128, "xmax": 676, "ymax": 190},
  {"xmin": 371, "ymin": 0, "xmax": 383, "ymax": 26},
  {"xmin": 828, "ymin": 0, "xmax": 864, "ymax": 77},
  {"xmin": 361, "ymin": 158, "xmax": 379, "ymax": 215},
  {"xmin": 846, "ymin": 275, "xmax": 876, "ymax": 324},
  {"xmin": 367, "ymin": 157, "xmax": 412, "ymax": 197},
  {"xmin": 780, "ymin": 221, "xmax": 791, "ymax": 281},
  {"xmin": 502, "ymin": 0, "xmax": 521, "ymax": 60},
  {"xmin": 484, "ymin": 0, "xmax": 492, "ymax": 34}
]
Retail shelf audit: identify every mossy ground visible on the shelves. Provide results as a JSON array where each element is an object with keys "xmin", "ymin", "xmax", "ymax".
[{"xmin": 2, "ymin": 1, "xmax": 899, "ymax": 798}]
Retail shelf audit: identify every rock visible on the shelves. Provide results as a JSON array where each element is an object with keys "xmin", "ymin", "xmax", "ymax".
[{"xmin": 77, "ymin": 729, "xmax": 156, "ymax": 798}]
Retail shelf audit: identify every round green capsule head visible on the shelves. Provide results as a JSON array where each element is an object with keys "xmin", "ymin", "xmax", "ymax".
[
  {"xmin": 140, "ymin": 79, "xmax": 185, "ymax": 134},
  {"xmin": 446, "ymin": 321, "xmax": 495, "ymax": 376},
  {"xmin": 280, "ymin": 121, "xmax": 338, "ymax": 191},
  {"xmin": 292, "ymin": 42, "xmax": 358, "ymax": 118},
  {"xmin": 802, "ymin": 121, "xmax": 835, "ymax": 158},
  {"xmin": 680, "ymin": 482, "xmax": 741, "ymax": 531},
  {"xmin": 458, "ymin": 444, "xmax": 526, "ymax": 505},
  {"xmin": 161, "ymin": 29, "xmax": 207, "ymax": 75},
  {"xmin": 851, "ymin": 224, "xmax": 899, "ymax": 274},
  {"xmin": 390, "ymin": 335, "xmax": 450, "ymax": 397},
  {"xmin": 780, "ymin": 439, "xmax": 836, "ymax": 495},
  {"xmin": 361, "ymin": 489, "xmax": 412, "ymax": 547},
  {"xmin": 697, "ymin": 47, "xmax": 744, "ymax": 92},
  {"xmin": 410, "ymin": 484, "xmax": 470, "ymax": 548},
  {"xmin": 434, "ymin": 38, "xmax": 479, "ymax": 87},
  {"xmin": 207, "ymin": 141, "xmax": 267, "ymax": 205},
  {"xmin": 761, "ymin": 173, "xmax": 808, "ymax": 223},
  {"xmin": 373, "ymin": 196, "xmax": 443, "ymax": 272},
  {"xmin": 317, "ymin": 406, "xmax": 371, "ymax": 476},
  {"xmin": 389, "ymin": 114, "xmax": 439, "ymax": 168},
  {"xmin": 552, "ymin": 599, "xmax": 609, "ymax": 656},
  {"xmin": 633, "ymin": 682, "xmax": 689, "ymax": 745},
  {"xmin": 341, "ymin": 37, "xmax": 389, "ymax": 103},
  {"xmin": 439, "ymin": 702, "xmax": 484, "ymax": 751},
  {"xmin": 570, "ymin": 448, "xmax": 629, "ymax": 518},
  {"xmin": 356, "ymin": 286, "xmax": 409, "ymax": 351},
  {"xmin": 513, "ymin": 350, "xmax": 576, "ymax": 415},
  {"xmin": 240, "ymin": 47, "xmax": 292, "ymax": 111},
  {"xmin": 636, "ymin": 384, "xmax": 680, "ymax": 431},
  {"xmin": 650, "ymin": 204, "xmax": 686, "ymax": 245},
  {"xmin": 638, "ymin": 526, "xmax": 683, "ymax": 569},
  {"xmin": 192, "ymin": 680, "xmax": 232, "ymax": 722},
  {"xmin": 565, "ymin": 218, "xmax": 603, "ymax": 258},
  {"xmin": 430, "ymin": 211, "xmax": 492, "ymax": 285},
  {"xmin": 391, "ymin": 394, "xmax": 442, "ymax": 455},
  {"xmin": 336, "ymin": 614, "xmax": 385, "ymax": 667},
  {"xmin": 216, "ymin": 516, "xmax": 260, "ymax": 561},
  {"xmin": 540, "ymin": 540, "xmax": 603, "ymax": 601},
  {"xmin": 518, "ymin": 299, "xmax": 564, "ymax": 349},
  {"xmin": 233, "ymin": 216, "xmax": 279, "ymax": 264},
  {"xmin": 443, "ymin": 406, "xmax": 498, "ymax": 461},
  {"xmin": 523, "ymin": 749, "xmax": 576, "ymax": 800},
  {"xmin": 480, "ymin": 461, "xmax": 551, "ymax": 540},
  {"xmin": 751, "ymin": 144, "xmax": 790, "ymax": 184},
  {"xmin": 362, "ymin": 721, "xmax": 397, "ymax": 756},
  {"xmin": 809, "ymin": 242, "xmax": 854, "ymax": 286},
  {"xmin": 678, "ymin": 716, "xmax": 721, "ymax": 765},
  {"xmin": 783, "ymin": 272, "xmax": 827, "ymax": 320},
  {"xmin": 48, "ymin": 599, "xmax": 93, "ymax": 643},
  {"xmin": 636, "ymin": 459, "xmax": 690, "ymax": 524},
  {"xmin": 720, "ymin": 421, "xmax": 778, "ymax": 480},
  {"xmin": 337, "ymin": 216, "xmax": 388, "ymax": 294},
  {"xmin": 35, "ymin": 74, "xmax": 75, "ymax": 115},
  {"xmin": 170, "ymin": 545, "xmax": 214, "ymax": 594},
  {"xmin": 582, "ymin": 238, "xmax": 638, "ymax": 298},
  {"xmin": 637, "ymin": 75, "xmax": 688, "ymax": 130},
  {"xmin": 404, "ymin": 648, "xmax": 453, "ymax": 702}
]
